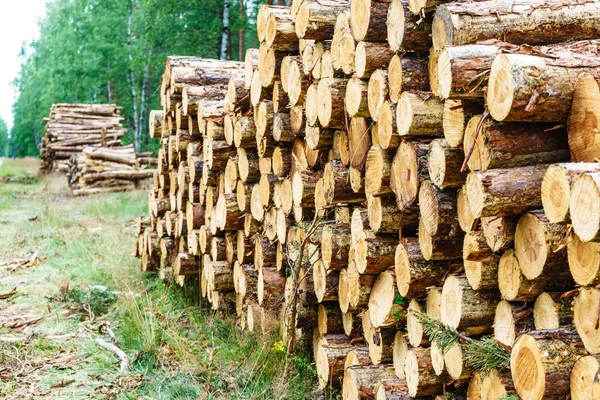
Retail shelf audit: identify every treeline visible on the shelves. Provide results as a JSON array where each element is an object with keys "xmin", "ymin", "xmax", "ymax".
[{"xmin": 10, "ymin": 0, "xmax": 261, "ymax": 157}]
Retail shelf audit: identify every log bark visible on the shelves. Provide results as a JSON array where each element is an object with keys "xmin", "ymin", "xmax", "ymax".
[
  {"xmin": 396, "ymin": 92, "xmax": 444, "ymax": 138},
  {"xmin": 488, "ymin": 50, "xmax": 600, "ymax": 122},
  {"xmin": 395, "ymin": 238, "xmax": 462, "ymax": 298},
  {"xmin": 433, "ymin": 1, "xmax": 600, "ymax": 51},
  {"xmin": 355, "ymin": 42, "xmax": 396, "ymax": 79},
  {"xmin": 466, "ymin": 164, "xmax": 548, "ymax": 218},
  {"xmin": 464, "ymin": 115, "xmax": 569, "ymax": 172}
]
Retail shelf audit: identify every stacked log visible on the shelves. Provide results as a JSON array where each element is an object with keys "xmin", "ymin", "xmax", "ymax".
[
  {"xmin": 134, "ymin": 0, "xmax": 600, "ymax": 398},
  {"xmin": 67, "ymin": 146, "xmax": 156, "ymax": 195},
  {"xmin": 40, "ymin": 104, "xmax": 127, "ymax": 172}
]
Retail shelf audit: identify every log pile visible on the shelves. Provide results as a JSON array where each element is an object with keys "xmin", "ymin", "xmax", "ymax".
[
  {"xmin": 134, "ymin": 1, "xmax": 600, "ymax": 398},
  {"xmin": 40, "ymin": 104, "xmax": 127, "ymax": 172},
  {"xmin": 67, "ymin": 146, "xmax": 156, "ymax": 195}
]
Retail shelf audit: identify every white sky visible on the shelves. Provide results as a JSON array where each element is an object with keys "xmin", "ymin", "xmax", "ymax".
[{"xmin": 0, "ymin": 1, "xmax": 51, "ymax": 129}]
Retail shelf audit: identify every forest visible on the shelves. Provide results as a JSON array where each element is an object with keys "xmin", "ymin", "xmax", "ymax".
[{"xmin": 9, "ymin": 0, "xmax": 262, "ymax": 157}]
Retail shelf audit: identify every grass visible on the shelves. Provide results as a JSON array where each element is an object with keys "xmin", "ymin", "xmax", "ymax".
[{"xmin": 0, "ymin": 158, "xmax": 321, "ymax": 399}]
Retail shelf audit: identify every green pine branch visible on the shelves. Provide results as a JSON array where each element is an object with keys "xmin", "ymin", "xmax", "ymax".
[{"xmin": 410, "ymin": 310, "xmax": 510, "ymax": 374}]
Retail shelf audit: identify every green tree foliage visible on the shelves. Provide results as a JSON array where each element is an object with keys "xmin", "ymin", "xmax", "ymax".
[
  {"xmin": 0, "ymin": 117, "xmax": 8, "ymax": 157},
  {"xmin": 10, "ymin": 0, "xmax": 260, "ymax": 156}
]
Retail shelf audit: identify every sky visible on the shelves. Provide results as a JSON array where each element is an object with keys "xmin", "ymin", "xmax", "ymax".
[{"xmin": 0, "ymin": 1, "xmax": 51, "ymax": 129}]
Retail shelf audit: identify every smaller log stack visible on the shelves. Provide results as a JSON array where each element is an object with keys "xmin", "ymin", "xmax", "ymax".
[
  {"xmin": 40, "ymin": 104, "xmax": 127, "ymax": 172},
  {"xmin": 67, "ymin": 146, "xmax": 156, "ymax": 195},
  {"xmin": 134, "ymin": 0, "xmax": 600, "ymax": 398}
]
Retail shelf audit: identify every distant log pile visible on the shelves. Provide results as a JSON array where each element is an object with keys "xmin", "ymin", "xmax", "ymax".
[
  {"xmin": 67, "ymin": 146, "xmax": 156, "ymax": 196},
  {"xmin": 135, "ymin": 0, "xmax": 600, "ymax": 398},
  {"xmin": 40, "ymin": 104, "xmax": 127, "ymax": 172}
]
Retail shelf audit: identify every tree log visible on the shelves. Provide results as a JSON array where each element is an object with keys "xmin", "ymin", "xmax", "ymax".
[{"xmin": 511, "ymin": 329, "xmax": 587, "ymax": 400}]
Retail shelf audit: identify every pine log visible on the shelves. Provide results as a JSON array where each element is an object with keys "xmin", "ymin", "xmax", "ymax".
[
  {"xmin": 355, "ymin": 42, "xmax": 396, "ymax": 79},
  {"xmin": 348, "ymin": 117, "xmax": 372, "ymax": 169},
  {"xmin": 368, "ymin": 270, "xmax": 404, "ymax": 328},
  {"xmin": 390, "ymin": 140, "xmax": 429, "ymax": 210},
  {"xmin": 367, "ymin": 196, "xmax": 418, "ymax": 235},
  {"xmin": 570, "ymin": 355, "xmax": 600, "ymax": 400},
  {"xmin": 427, "ymin": 138, "xmax": 467, "ymax": 189},
  {"xmin": 497, "ymin": 249, "xmax": 574, "ymax": 302},
  {"xmin": 573, "ymin": 287, "xmax": 600, "ymax": 354},
  {"xmin": 418, "ymin": 217, "xmax": 463, "ymax": 262},
  {"xmin": 494, "ymin": 300, "xmax": 534, "ymax": 347},
  {"xmin": 441, "ymin": 275, "xmax": 497, "ymax": 335},
  {"xmin": 542, "ymin": 163, "xmax": 600, "ymax": 224},
  {"xmin": 514, "ymin": 210, "xmax": 568, "ymax": 280},
  {"xmin": 365, "ymin": 145, "xmax": 395, "ymax": 197},
  {"xmin": 345, "ymin": 77, "xmax": 370, "ymax": 118},
  {"xmin": 355, "ymin": 234, "xmax": 398, "ymax": 275},
  {"xmin": 343, "ymin": 364, "xmax": 397, "ymax": 400},
  {"xmin": 367, "ymin": 70, "xmax": 389, "ymax": 122},
  {"xmin": 405, "ymin": 347, "xmax": 448, "ymax": 397},
  {"xmin": 533, "ymin": 292, "xmax": 573, "ymax": 330},
  {"xmin": 418, "ymin": 181, "xmax": 459, "ymax": 237},
  {"xmin": 350, "ymin": 0, "xmax": 391, "ymax": 42},
  {"xmin": 442, "ymin": 99, "xmax": 482, "ymax": 148},
  {"xmin": 387, "ymin": 0, "xmax": 432, "ymax": 53},
  {"xmin": 570, "ymin": 172, "xmax": 600, "ymax": 242},
  {"xmin": 488, "ymin": 51, "xmax": 600, "ymax": 122},
  {"xmin": 432, "ymin": 1, "xmax": 600, "ymax": 51},
  {"xmin": 464, "ymin": 115, "xmax": 569, "ymax": 172},
  {"xmin": 394, "ymin": 238, "xmax": 462, "ymax": 298},
  {"xmin": 387, "ymin": 54, "xmax": 429, "ymax": 104},
  {"xmin": 466, "ymin": 164, "xmax": 548, "ymax": 218},
  {"xmin": 568, "ymin": 233, "xmax": 600, "ymax": 287},
  {"xmin": 435, "ymin": 44, "xmax": 500, "ymax": 99},
  {"xmin": 396, "ymin": 92, "xmax": 444, "ymax": 138},
  {"xmin": 568, "ymin": 73, "xmax": 600, "ymax": 162},
  {"xmin": 456, "ymin": 185, "xmax": 477, "ymax": 233},
  {"xmin": 511, "ymin": 329, "xmax": 587, "ymax": 400}
]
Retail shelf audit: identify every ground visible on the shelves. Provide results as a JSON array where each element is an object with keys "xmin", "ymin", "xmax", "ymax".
[{"xmin": 0, "ymin": 158, "xmax": 320, "ymax": 399}]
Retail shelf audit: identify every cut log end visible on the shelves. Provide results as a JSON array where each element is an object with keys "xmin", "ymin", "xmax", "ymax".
[{"xmin": 487, "ymin": 54, "xmax": 514, "ymax": 122}]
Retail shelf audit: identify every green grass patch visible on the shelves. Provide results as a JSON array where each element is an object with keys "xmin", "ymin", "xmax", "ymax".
[{"xmin": 0, "ymin": 167, "xmax": 322, "ymax": 399}]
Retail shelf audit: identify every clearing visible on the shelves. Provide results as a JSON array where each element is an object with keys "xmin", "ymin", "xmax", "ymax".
[{"xmin": 0, "ymin": 158, "xmax": 319, "ymax": 399}]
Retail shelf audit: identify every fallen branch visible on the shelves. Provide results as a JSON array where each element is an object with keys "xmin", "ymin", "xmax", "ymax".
[
  {"xmin": 0, "ymin": 287, "xmax": 18, "ymax": 300},
  {"xmin": 95, "ymin": 338, "xmax": 128, "ymax": 372}
]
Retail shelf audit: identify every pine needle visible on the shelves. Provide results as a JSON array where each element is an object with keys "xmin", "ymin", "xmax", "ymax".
[
  {"xmin": 410, "ymin": 310, "xmax": 460, "ymax": 351},
  {"xmin": 410, "ymin": 310, "xmax": 510, "ymax": 373},
  {"xmin": 464, "ymin": 336, "xmax": 510, "ymax": 373}
]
